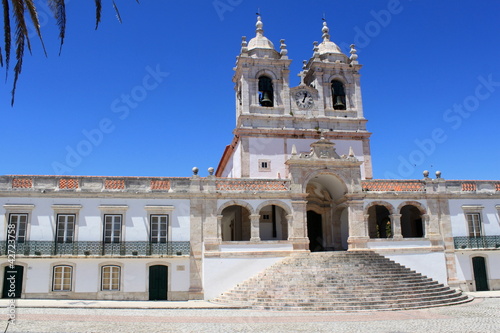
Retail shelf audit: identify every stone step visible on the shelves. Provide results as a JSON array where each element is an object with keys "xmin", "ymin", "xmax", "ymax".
[{"xmin": 212, "ymin": 251, "xmax": 472, "ymax": 311}]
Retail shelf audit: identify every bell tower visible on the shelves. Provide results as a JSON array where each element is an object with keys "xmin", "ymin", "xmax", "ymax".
[
  {"xmin": 233, "ymin": 16, "xmax": 293, "ymax": 127},
  {"xmin": 217, "ymin": 18, "xmax": 373, "ymax": 180}
]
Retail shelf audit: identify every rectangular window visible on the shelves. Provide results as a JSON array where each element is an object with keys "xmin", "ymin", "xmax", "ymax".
[
  {"xmin": 103, "ymin": 215, "xmax": 122, "ymax": 243},
  {"xmin": 150, "ymin": 215, "xmax": 168, "ymax": 243},
  {"xmin": 467, "ymin": 213, "xmax": 482, "ymax": 237},
  {"xmin": 101, "ymin": 266, "xmax": 120, "ymax": 291},
  {"xmin": 8, "ymin": 214, "xmax": 28, "ymax": 243},
  {"xmin": 258, "ymin": 159, "xmax": 271, "ymax": 172},
  {"xmin": 53, "ymin": 266, "xmax": 72, "ymax": 291},
  {"xmin": 56, "ymin": 214, "xmax": 75, "ymax": 243}
]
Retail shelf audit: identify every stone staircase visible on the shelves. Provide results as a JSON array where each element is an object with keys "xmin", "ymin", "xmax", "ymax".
[{"xmin": 211, "ymin": 251, "xmax": 471, "ymax": 311}]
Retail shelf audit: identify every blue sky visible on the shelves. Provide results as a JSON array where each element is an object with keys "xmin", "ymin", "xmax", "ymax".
[{"xmin": 1, "ymin": 0, "xmax": 499, "ymax": 180}]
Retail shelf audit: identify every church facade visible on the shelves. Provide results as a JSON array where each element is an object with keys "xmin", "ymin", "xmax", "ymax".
[{"xmin": 1, "ymin": 17, "xmax": 499, "ymax": 301}]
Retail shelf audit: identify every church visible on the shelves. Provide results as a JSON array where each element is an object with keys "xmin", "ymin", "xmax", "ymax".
[{"xmin": 0, "ymin": 16, "xmax": 498, "ymax": 308}]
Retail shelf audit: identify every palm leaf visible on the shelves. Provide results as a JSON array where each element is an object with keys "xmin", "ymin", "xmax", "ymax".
[
  {"xmin": 25, "ymin": 0, "xmax": 47, "ymax": 56},
  {"xmin": 112, "ymin": 1, "xmax": 122, "ymax": 24},
  {"xmin": 95, "ymin": 0, "xmax": 102, "ymax": 29},
  {"xmin": 47, "ymin": 0, "xmax": 66, "ymax": 55},
  {"xmin": 2, "ymin": 0, "xmax": 10, "ymax": 74},
  {"xmin": 11, "ymin": 0, "xmax": 29, "ymax": 105}
]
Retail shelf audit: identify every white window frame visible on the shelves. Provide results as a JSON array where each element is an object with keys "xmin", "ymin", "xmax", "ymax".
[
  {"xmin": 3, "ymin": 204, "xmax": 34, "ymax": 243},
  {"xmin": 144, "ymin": 205, "xmax": 174, "ymax": 242},
  {"xmin": 258, "ymin": 159, "xmax": 271, "ymax": 172},
  {"xmin": 56, "ymin": 214, "xmax": 76, "ymax": 243},
  {"xmin": 150, "ymin": 215, "xmax": 168, "ymax": 244},
  {"xmin": 52, "ymin": 265, "xmax": 73, "ymax": 292},
  {"xmin": 8, "ymin": 213, "xmax": 28, "ymax": 243},
  {"xmin": 101, "ymin": 265, "xmax": 121, "ymax": 291},
  {"xmin": 462, "ymin": 205, "xmax": 484, "ymax": 238},
  {"xmin": 103, "ymin": 214, "xmax": 122, "ymax": 243}
]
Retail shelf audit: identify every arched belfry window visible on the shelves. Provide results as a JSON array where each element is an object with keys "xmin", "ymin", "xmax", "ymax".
[
  {"xmin": 331, "ymin": 80, "xmax": 346, "ymax": 110},
  {"xmin": 258, "ymin": 76, "xmax": 274, "ymax": 107}
]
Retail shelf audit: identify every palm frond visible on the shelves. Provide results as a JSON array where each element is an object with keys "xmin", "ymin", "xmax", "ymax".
[
  {"xmin": 112, "ymin": 1, "xmax": 122, "ymax": 24},
  {"xmin": 11, "ymin": 0, "xmax": 29, "ymax": 105},
  {"xmin": 48, "ymin": 0, "xmax": 66, "ymax": 55},
  {"xmin": 25, "ymin": 0, "xmax": 47, "ymax": 56},
  {"xmin": 2, "ymin": 0, "xmax": 11, "ymax": 75},
  {"xmin": 95, "ymin": 0, "xmax": 102, "ymax": 30}
]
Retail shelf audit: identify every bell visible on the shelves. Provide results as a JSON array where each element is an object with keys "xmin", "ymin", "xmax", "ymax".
[
  {"xmin": 334, "ymin": 96, "xmax": 346, "ymax": 110},
  {"xmin": 260, "ymin": 91, "xmax": 273, "ymax": 107}
]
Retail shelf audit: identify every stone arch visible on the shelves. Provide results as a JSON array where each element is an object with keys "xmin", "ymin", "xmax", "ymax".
[
  {"xmin": 364, "ymin": 201, "xmax": 396, "ymax": 216},
  {"xmin": 397, "ymin": 201, "xmax": 427, "ymax": 215},
  {"xmin": 365, "ymin": 203, "xmax": 393, "ymax": 239},
  {"xmin": 303, "ymin": 170, "xmax": 349, "ymax": 197},
  {"xmin": 219, "ymin": 201, "xmax": 253, "ymax": 241},
  {"xmin": 326, "ymin": 74, "xmax": 348, "ymax": 85},
  {"xmin": 256, "ymin": 201, "xmax": 290, "ymax": 241},
  {"xmin": 255, "ymin": 200, "xmax": 291, "ymax": 216},
  {"xmin": 255, "ymin": 69, "xmax": 278, "ymax": 80},
  {"xmin": 218, "ymin": 200, "xmax": 255, "ymax": 216},
  {"xmin": 304, "ymin": 171, "xmax": 349, "ymax": 252},
  {"xmin": 398, "ymin": 201, "xmax": 426, "ymax": 238}
]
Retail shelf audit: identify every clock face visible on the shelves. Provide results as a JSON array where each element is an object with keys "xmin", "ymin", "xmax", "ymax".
[{"xmin": 295, "ymin": 90, "xmax": 314, "ymax": 109}]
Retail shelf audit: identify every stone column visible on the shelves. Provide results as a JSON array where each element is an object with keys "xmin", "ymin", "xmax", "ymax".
[
  {"xmin": 363, "ymin": 214, "xmax": 370, "ymax": 238},
  {"xmin": 250, "ymin": 214, "xmax": 261, "ymax": 242},
  {"xmin": 347, "ymin": 198, "xmax": 369, "ymax": 250},
  {"xmin": 290, "ymin": 199, "xmax": 309, "ymax": 250},
  {"xmin": 390, "ymin": 214, "xmax": 403, "ymax": 239},
  {"xmin": 285, "ymin": 214, "xmax": 293, "ymax": 241}
]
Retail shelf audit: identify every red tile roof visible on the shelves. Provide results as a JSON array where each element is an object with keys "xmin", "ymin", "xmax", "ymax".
[
  {"xmin": 216, "ymin": 180, "xmax": 289, "ymax": 191},
  {"xmin": 362, "ymin": 180, "xmax": 425, "ymax": 192}
]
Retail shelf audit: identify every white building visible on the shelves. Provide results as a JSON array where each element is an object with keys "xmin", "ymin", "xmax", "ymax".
[{"xmin": 1, "ymin": 17, "xmax": 498, "ymax": 303}]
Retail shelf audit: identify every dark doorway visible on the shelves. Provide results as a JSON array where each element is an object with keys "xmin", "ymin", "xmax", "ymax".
[
  {"xmin": 149, "ymin": 265, "xmax": 168, "ymax": 300},
  {"xmin": 472, "ymin": 257, "xmax": 489, "ymax": 291},
  {"xmin": 307, "ymin": 211, "xmax": 324, "ymax": 252},
  {"xmin": 2, "ymin": 265, "xmax": 23, "ymax": 298}
]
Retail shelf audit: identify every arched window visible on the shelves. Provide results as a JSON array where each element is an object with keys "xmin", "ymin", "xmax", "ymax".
[
  {"xmin": 367, "ymin": 205, "xmax": 392, "ymax": 238},
  {"xmin": 401, "ymin": 205, "xmax": 424, "ymax": 238},
  {"xmin": 331, "ymin": 80, "xmax": 346, "ymax": 110},
  {"xmin": 258, "ymin": 76, "xmax": 273, "ymax": 107},
  {"xmin": 53, "ymin": 265, "xmax": 72, "ymax": 291},
  {"xmin": 221, "ymin": 205, "xmax": 251, "ymax": 241},
  {"xmin": 101, "ymin": 265, "xmax": 121, "ymax": 291}
]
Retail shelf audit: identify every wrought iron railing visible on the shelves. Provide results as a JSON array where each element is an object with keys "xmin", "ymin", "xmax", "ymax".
[
  {"xmin": 454, "ymin": 236, "xmax": 500, "ymax": 249},
  {"xmin": 0, "ymin": 241, "xmax": 190, "ymax": 256}
]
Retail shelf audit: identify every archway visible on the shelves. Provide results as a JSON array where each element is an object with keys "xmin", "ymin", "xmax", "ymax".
[
  {"xmin": 368, "ymin": 205, "xmax": 392, "ymax": 238},
  {"xmin": 305, "ymin": 173, "xmax": 348, "ymax": 251},
  {"xmin": 221, "ymin": 205, "xmax": 251, "ymax": 241},
  {"xmin": 307, "ymin": 210, "xmax": 323, "ymax": 251},
  {"xmin": 258, "ymin": 204, "xmax": 288, "ymax": 240},
  {"xmin": 401, "ymin": 205, "xmax": 424, "ymax": 238}
]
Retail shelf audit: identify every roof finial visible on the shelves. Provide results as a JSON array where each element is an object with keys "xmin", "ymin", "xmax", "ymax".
[
  {"xmin": 322, "ymin": 20, "xmax": 330, "ymax": 42},
  {"xmin": 256, "ymin": 13, "xmax": 264, "ymax": 37}
]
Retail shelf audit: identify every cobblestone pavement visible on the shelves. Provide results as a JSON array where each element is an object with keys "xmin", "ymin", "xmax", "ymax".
[{"xmin": 2, "ymin": 298, "xmax": 499, "ymax": 333}]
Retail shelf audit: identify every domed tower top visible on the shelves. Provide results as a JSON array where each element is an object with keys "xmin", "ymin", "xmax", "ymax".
[
  {"xmin": 247, "ymin": 16, "xmax": 275, "ymax": 50},
  {"xmin": 244, "ymin": 16, "xmax": 280, "ymax": 59},
  {"xmin": 317, "ymin": 21, "xmax": 342, "ymax": 55}
]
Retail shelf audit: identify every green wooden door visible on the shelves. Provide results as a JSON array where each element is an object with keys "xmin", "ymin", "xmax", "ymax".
[
  {"xmin": 2, "ymin": 266, "xmax": 23, "ymax": 298},
  {"xmin": 472, "ymin": 257, "xmax": 489, "ymax": 291},
  {"xmin": 149, "ymin": 265, "xmax": 168, "ymax": 300}
]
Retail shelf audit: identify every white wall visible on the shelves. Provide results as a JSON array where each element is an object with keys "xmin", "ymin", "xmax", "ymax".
[
  {"xmin": 203, "ymin": 256, "xmax": 283, "ymax": 300},
  {"xmin": 384, "ymin": 252, "xmax": 448, "ymax": 286},
  {"xmin": 5, "ymin": 258, "xmax": 190, "ymax": 295},
  {"xmin": 0, "ymin": 197, "xmax": 191, "ymax": 242},
  {"xmin": 449, "ymin": 199, "xmax": 500, "ymax": 237}
]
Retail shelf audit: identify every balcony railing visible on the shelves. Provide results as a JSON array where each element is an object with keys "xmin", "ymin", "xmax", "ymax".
[
  {"xmin": 0, "ymin": 241, "xmax": 190, "ymax": 257},
  {"xmin": 454, "ymin": 236, "xmax": 500, "ymax": 250}
]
